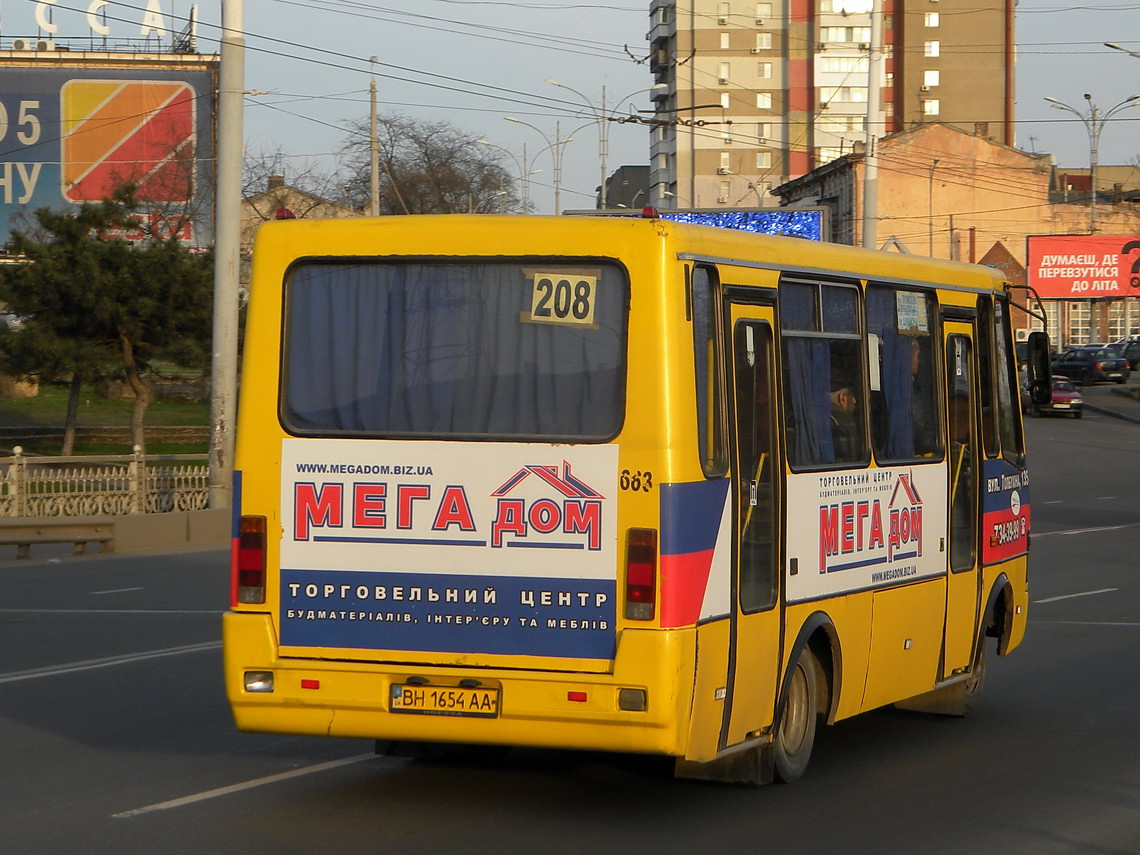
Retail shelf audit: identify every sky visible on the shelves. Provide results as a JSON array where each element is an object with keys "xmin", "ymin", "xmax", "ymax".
[{"xmin": 2, "ymin": 0, "xmax": 1139, "ymax": 214}]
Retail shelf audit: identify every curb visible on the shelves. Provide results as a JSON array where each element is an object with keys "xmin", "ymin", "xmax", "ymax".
[{"xmin": 1081, "ymin": 402, "xmax": 1140, "ymax": 425}]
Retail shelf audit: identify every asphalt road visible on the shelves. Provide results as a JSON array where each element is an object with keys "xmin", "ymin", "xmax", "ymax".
[{"xmin": 0, "ymin": 411, "xmax": 1137, "ymax": 854}]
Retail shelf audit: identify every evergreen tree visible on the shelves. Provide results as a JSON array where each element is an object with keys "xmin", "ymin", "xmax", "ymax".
[{"xmin": 0, "ymin": 188, "xmax": 213, "ymax": 453}]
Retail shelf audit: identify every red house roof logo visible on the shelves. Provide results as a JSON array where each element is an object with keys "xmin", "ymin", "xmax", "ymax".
[{"xmin": 491, "ymin": 462, "xmax": 603, "ymax": 499}]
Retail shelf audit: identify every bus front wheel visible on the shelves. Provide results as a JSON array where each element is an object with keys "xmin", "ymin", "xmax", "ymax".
[{"xmin": 773, "ymin": 648, "xmax": 821, "ymax": 782}]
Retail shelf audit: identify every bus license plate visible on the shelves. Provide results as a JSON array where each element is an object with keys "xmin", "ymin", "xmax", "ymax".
[{"xmin": 390, "ymin": 684, "xmax": 499, "ymax": 718}]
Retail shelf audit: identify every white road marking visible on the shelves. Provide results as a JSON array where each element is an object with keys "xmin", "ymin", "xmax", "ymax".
[
  {"xmin": 1096, "ymin": 496, "xmax": 1117, "ymax": 500},
  {"xmin": 1034, "ymin": 587, "xmax": 1118, "ymax": 604},
  {"xmin": 90, "ymin": 587, "xmax": 145, "ymax": 595},
  {"xmin": 113, "ymin": 755, "xmax": 378, "ymax": 818},
  {"xmin": 0, "ymin": 641, "xmax": 221, "ymax": 684}
]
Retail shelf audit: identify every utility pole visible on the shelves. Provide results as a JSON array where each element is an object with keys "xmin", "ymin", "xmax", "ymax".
[
  {"xmin": 209, "ymin": 0, "xmax": 244, "ymax": 509},
  {"xmin": 369, "ymin": 56, "xmax": 380, "ymax": 217},
  {"xmin": 861, "ymin": 0, "xmax": 883, "ymax": 250}
]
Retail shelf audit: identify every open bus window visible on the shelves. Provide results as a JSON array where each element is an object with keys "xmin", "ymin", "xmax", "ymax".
[
  {"xmin": 780, "ymin": 280, "xmax": 867, "ymax": 469},
  {"xmin": 280, "ymin": 260, "xmax": 629, "ymax": 440},
  {"xmin": 866, "ymin": 286, "xmax": 943, "ymax": 463},
  {"xmin": 692, "ymin": 265, "xmax": 728, "ymax": 477},
  {"xmin": 992, "ymin": 298, "xmax": 1025, "ymax": 464}
]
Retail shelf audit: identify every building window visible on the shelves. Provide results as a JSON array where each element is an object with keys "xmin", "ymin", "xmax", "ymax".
[
  {"xmin": 756, "ymin": 122, "xmax": 770, "ymax": 140},
  {"xmin": 721, "ymin": 92, "xmax": 731, "ymax": 108},
  {"xmin": 819, "ymin": 56, "xmax": 868, "ymax": 73},
  {"xmin": 720, "ymin": 180, "xmax": 731, "ymax": 200},
  {"xmin": 756, "ymin": 151, "xmax": 772, "ymax": 169},
  {"xmin": 924, "ymin": 41, "xmax": 940, "ymax": 57},
  {"xmin": 719, "ymin": 61, "xmax": 731, "ymax": 83},
  {"xmin": 922, "ymin": 99, "xmax": 940, "ymax": 116},
  {"xmin": 925, "ymin": 12, "xmax": 939, "ymax": 27},
  {"xmin": 757, "ymin": 62, "xmax": 772, "ymax": 78},
  {"xmin": 721, "ymin": 32, "xmax": 731, "ymax": 50},
  {"xmin": 885, "ymin": 71, "xmax": 895, "ymax": 88},
  {"xmin": 818, "ymin": 116, "xmax": 865, "ymax": 133},
  {"xmin": 755, "ymin": 3, "xmax": 772, "ymax": 19},
  {"xmin": 820, "ymin": 26, "xmax": 872, "ymax": 43},
  {"xmin": 757, "ymin": 92, "xmax": 773, "ymax": 109},
  {"xmin": 923, "ymin": 69, "xmax": 940, "ymax": 88},
  {"xmin": 718, "ymin": 2, "xmax": 731, "ymax": 21},
  {"xmin": 755, "ymin": 33, "xmax": 772, "ymax": 50},
  {"xmin": 817, "ymin": 146, "xmax": 845, "ymax": 163},
  {"xmin": 720, "ymin": 152, "xmax": 732, "ymax": 169},
  {"xmin": 820, "ymin": 86, "xmax": 868, "ymax": 103},
  {"xmin": 1068, "ymin": 302, "xmax": 1091, "ymax": 345},
  {"xmin": 657, "ymin": 153, "xmax": 668, "ymax": 169}
]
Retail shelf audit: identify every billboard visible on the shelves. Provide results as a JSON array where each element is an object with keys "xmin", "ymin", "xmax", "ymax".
[
  {"xmin": 0, "ymin": 63, "xmax": 215, "ymax": 245},
  {"xmin": 1026, "ymin": 234, "xmax": 1140, "ymax": 299}
]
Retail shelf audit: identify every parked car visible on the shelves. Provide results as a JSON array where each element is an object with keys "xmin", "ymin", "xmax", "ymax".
[
  {"xmin": 1106, "ymin": 337, "xmax": 1140, "ymax": 370},
  {"xmin": 1027, "ymin": 375, "xmax": 1084, "ymax": 418},
  {"xmin": 1051, "ymin": 345, "xmax": 1130, "ymax": 385}
]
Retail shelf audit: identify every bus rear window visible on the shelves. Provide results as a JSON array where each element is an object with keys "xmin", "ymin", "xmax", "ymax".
[{"xmin": 281, "ymin": 260, "xmax": 629, "ymax": 440}]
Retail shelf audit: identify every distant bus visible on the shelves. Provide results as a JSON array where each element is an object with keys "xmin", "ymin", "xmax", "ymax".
[{"xmin": 224, "ymin": 212, "xmax": 1049, "ymax": 784}]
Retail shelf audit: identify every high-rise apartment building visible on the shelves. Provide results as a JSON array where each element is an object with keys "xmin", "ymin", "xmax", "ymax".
[{"xmin": 647, "ymin": 0, "xmax": 1014, "ymax": 209}]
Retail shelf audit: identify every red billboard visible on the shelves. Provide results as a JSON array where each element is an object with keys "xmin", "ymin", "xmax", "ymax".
[{"xmin": 1027, "ymin": 234, "xmax": 1140, "ymax": 299}]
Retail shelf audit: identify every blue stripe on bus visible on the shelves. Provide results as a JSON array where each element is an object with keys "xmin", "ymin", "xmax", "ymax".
[{"xmin": 659, "ymin": 480, "xmax": 730, "ymax": 556}]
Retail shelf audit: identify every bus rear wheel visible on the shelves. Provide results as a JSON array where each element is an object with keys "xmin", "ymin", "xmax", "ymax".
[{"xmin": 773, "ymin": 648, "xmax": 820, "ymax": 782}]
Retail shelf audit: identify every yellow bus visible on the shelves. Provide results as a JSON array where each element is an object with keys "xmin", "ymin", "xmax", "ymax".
[{"xmin": 224, "ymin": 213, "xmax": 1050, "ymax": 784}]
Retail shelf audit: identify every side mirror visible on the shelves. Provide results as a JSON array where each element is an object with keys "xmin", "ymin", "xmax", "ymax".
[{"xmin": 1026, "ymin": 331, "xmax": 1052, "ymax": 405}]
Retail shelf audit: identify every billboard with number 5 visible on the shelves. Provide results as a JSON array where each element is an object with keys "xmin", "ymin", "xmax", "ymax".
[{"xmin": 0, "ymin": 59, "xmax": 216, "ymax": 245}]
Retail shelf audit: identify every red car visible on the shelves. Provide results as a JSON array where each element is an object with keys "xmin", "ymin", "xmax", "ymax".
[{"xmin": 1028, "ymin": 375, "xmax": 1084, "ymax": 419}]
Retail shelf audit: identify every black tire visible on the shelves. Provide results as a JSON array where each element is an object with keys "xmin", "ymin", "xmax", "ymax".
[
  {"xmin": 1074, "ymin": 410, "xmax": 1083, "ymax": 419},
  {"xmin": 1082, "ymin": 370, "xmax": 1095, "ymax": 386},
  {"xmin": 773, "ymin": 647, "xmax": 820, "ymax": 783},
  {"xmin": 1116, "ymin": 377, "xmax": 1127, "ymax": 384},
  {"xmin": 962, "ymin": 638, "xmax": 987, "ymax": 716}
]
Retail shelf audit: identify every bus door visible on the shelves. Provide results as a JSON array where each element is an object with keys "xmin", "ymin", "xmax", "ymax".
[
  {"xmin": 724, "ymin": 303, "xmax": 782, "ymax": 746},
  {"xmin": 942, "ymin": 329, "xmax": 980, "ymax": 676}
]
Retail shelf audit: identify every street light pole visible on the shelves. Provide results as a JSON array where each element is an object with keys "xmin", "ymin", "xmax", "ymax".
[
  {"xmin": 476, "ymin": 139, "xmax": 541, "ymax": 212},
  {"xmin": 545, "ymin": 81, "xmax": 652, "ymax": 209},
  {"xmin": 1105, "ymin": 42, "xmax": 1140, "ymax": 60},
  {"xmin": 505, "ymin": 117, "xmax": 572, "ymax": 213},
  {"xmin": 1044, "ymin": 93, "xmax": 1140, "ymax": 233}
]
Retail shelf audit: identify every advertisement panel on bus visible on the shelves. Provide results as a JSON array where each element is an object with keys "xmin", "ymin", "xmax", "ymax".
[{"xmin": 279, "ymin": 438, "xmax": 619, "ymax": 660}]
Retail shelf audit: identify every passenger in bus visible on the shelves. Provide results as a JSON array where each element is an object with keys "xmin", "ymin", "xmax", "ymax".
[
  {"xmin": 910, "ymin": 338, "xmax": 937, "ymax": 455},
  {"xmin": 830, "ymin": 383, "xmax": 860, "ymax": 461}
]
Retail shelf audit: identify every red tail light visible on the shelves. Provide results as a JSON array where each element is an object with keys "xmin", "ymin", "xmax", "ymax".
[
  {"xmin": 624, "ymin": 528, "xmax": 658, "ymax": 621},
  {"xmin": 232, "ymin": 515, "xmax": 267, "ymax": 606}
]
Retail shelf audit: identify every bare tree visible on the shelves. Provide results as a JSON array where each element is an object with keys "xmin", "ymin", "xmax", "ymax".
[{"xmin": 339, "ymin": 114, "xmax": 521, "ymax": 215}]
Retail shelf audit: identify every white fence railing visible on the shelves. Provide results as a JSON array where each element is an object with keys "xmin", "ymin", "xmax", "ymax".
[{"xmin": 0, "ymin": 446, "xmax": 209, "ymax": 518}]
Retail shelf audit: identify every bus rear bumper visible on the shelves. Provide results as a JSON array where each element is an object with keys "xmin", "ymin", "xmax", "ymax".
[{"xmin": 224, "ymin": 611, "xmax": 695, "ymax": 757}]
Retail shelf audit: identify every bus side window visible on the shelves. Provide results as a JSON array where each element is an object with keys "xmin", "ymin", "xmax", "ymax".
[
  {"xmin": 866, "ymin": 286, "xmax": 943, "ymax": 462},
  {"xmin": 976, "ymin": 297, "xmax": 1000, "ymax": 458},
  {"xmin": 993, "ymin": 298, "xmax": 1025, "ymax": 463},
  {"xmin": 692, "ymin": 265, "xmax": 728, "ymax": 477},
  {"xmin": 780, "ymin": 280, "xmax": 866, "ymax": 468}
]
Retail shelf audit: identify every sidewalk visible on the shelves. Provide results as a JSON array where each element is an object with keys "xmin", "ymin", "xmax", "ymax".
[{"xmin": 1077, "ymin": 381, "xmax": 1140, "ymax": 424}]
